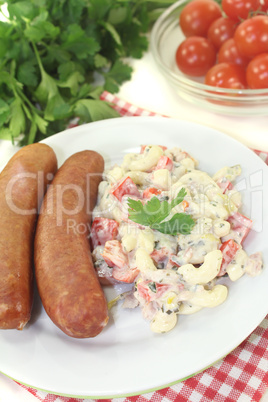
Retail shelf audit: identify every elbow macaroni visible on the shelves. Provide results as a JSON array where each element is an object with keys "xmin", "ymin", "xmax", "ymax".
[
  {"xmin": 188, "ymin": 285, "xmax": 228, "ymax": 308},
  {"xmin": 178, "ymin": 250, "xmax": 222, "ymax": 285},
  {"xmin": 126, "ymin": 171, "xmax": 149, "ymax": 185},
  {"xmin": 137, "ymin": 229, "xmax": 155, "ymax": 254},
  {"xmin": 121, "ymin": 234, "xmax": 137, "ymax": 253},
  {"xmin": 135, "ymin": 249, "xmax": 157, "ymax": 272},
  {"xmin": 127, "ymin": 146, "xmax": 164, "ymax": 172},
  {"xmin": 150, "ymin": 310, "xmax": 177, "ymax": 333},
  {"xmin": 152, "ymin": 169, "xmax": 171, "ymax": 190}
]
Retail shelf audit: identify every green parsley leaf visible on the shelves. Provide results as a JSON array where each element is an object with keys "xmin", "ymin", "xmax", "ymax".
[
  {"xmin": 28, "ymin": 120, "xmax": 37, "ymax": 145},
  {"xmin": 76, "ymin": 83, "xmax": 94, "ymax": 99},
  {"xmin": 44, "ymin": 94, "xmax": 69, "ymax": 121},
  {"xmin": 17, "ymin": 61, "xmax": 38, "ymax": 87},
  {"xmin": 8, "ymin": 1, "xmax": 37, "ymax": 21},
  {"xmin": 25, "ymin": 12, "xmax": 60, "ymax": 43},
  {"xmin": 58, "ymin": 61, "xmax": 85, "ymax": 81},
  {"xmin": 58, "ymin": 71, "xmax": 85, "ymax": 96},
  {"xmin": 87, "ymin": 0, "xmax": 111, "ymax": 21},
  {"xmin": 94, "ymin": 54, "xmax": 109, "ymax": 69},
  {"xmin": 9, "ymin": 98, "xmax": 26, "ymax": 140},
  {"xmin": 0, "ymin": 37, "xmax": 10, "ymax": 59},
  {"xmin": 101, "ymin": 21, "xmax": 122, "ymax": 47},
  {"xmin": 152, "ymin": 213, "xmax": 195, "ymax": 236},
  {"xmin": 0, "ymin": 99, "xmax": 11, "ymax": 128},
  {"xmin": 127, "ymin": 198, "xmax": 154, "ymax": 227},
  {"xmin": 0, "ymin": 127, "xmax": 12, "ymax": 141},
  {"xmin": 128, "ymin": 188, "xmax": 195, "ymax": 236},
  {"xmin": 74, "ymin": 99, "xmax": 120, "ymax": 123},
  {"xmin": 171, "ymin": 188, "xmax": 187, "ymax": 209},
  {"xmin": 61, "ymin": 24, "xmax": 100, "ymax": 59},
  {"xmin": 108, "ymin": 7, "xmax": 128, "ymax": 25},
  {"xmin": 34, "ymin": 68, "xmax": 59, "ymax": 104},
  {"xmin": 148, "ymin": 282, "xmax": 157, "ymax": 293},
  {"xmin": 33, "ymin": 113, "xmax": 48, "ymax": 134},
  {"xmin": 103, "ymin": 60, "xmax": 132, "ymax": 93}
]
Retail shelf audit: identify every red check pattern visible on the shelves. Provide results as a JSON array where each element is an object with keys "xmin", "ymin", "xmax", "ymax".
[
  {"xmin": 100, "ymin": 91, "xmax": 268, "ymax": 163},
  {"xmin": 17, "ymin": 91, "xmax": 268, "ymax": 402}
]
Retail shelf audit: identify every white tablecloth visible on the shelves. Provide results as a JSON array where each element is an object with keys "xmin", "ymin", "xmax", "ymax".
[
  {"xmin": 0, "ymin": 50, "xmax": 267, "ymax": 402},
  {"xmin": 117, "ymin": 51, "xmax": 268, "ymax": 152}
]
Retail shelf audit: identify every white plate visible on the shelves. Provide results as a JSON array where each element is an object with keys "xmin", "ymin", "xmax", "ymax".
[{"xmin": 1, "ymin": 116, "xmax": 267, "ymax": 398}]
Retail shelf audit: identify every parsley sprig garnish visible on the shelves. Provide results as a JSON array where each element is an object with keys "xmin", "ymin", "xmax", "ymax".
[{"xmin": 128, "ymin": 188, "xmax": 195, "ymax": 235}]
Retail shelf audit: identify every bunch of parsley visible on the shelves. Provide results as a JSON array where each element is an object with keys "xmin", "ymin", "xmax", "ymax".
[{"xmin": 0, "ymin": 0, "xmax": 174, "ymax": 145}]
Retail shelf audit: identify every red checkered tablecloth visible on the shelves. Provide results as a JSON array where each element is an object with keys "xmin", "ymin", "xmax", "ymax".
[{"xmin": 17, "ymin": 92, "xmax": 268, "ymax": 402}]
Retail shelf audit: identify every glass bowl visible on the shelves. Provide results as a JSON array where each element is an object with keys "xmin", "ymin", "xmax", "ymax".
[{"xmin": 150, "ymin": 0, "xmax": 268, "ymax": 116}]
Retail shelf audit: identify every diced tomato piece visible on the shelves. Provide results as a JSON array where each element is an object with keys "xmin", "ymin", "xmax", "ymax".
[
  {"xmin": 112, "ymin": 266, "xmax": 139, "ymax": 283},
  {"xmin": 101, "ymin": 240, "xmax": 138, "ymax": 283},
  {"xmin": 228, "ymin": 212, "xmax": 253, "ymax": 243},
  {"xmin": 140, "ymin": 145, "xmax": 167, "ymax": 154},
  {"xmin": 140, "ymin": 145, "xmax": 147, "ymax": 154},
  {"xmin": 218, "ymin": 239, "xmax": 240, "ymax": 276},
  {"xmin": 154, "ymin": 155, "xmax": 173, "ymax": 171},
  {"xmin": 137, "ymin": 281, "xmax": 151, "ymax": 301},
  {"xmin": 150, "ymin": 247, "xmax": 171, "ymax": 269},
  {"xmin": 137, "ymin": 280, "xmax": 170, "ymax": 302},
  {"xmin": 151, "ymin": 248, "xmax": 182, "ymax": 269},
  {"xmin": 102, "ymin": 240, "xmax": 128, "ymax": 269},
  {"xmin": 181, "ymin": 200, "xmax": 189, "ymax": 211},
  {"xmin": 151, "ymin": 282, "xmax": 170, "ymax": 298},
  {"xmin": 111, "ymin": 176, "xmax": 140, "ymax": 202},
  {"xmin": 216, "ymin": 178, "xmax": 233, "ymax": 193},
  {"xmin": 91, "ymin": 217, "xmax": 119, "ymax": 249},
  {"xmin": 142, "ymin": 187, "xmax": 161, "ymax": 199}
]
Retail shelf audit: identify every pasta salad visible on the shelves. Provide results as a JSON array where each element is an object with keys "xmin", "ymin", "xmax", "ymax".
[{"xmin": 91, "ymin": 145, "xmax": 263, "ymax": 333}]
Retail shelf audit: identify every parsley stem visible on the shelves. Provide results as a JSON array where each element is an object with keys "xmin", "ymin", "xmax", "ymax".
[
  {"xmin": 21, "ymin": 102, "xmax": 32, "ymax": 121},
  {"xmin": 16, "ymin": 86, "xmax": 40, "ymax": 112},
  {"xmin": 32, "ymin": 41, "xmax": 45, "ymax": 75},
  {"xmin": 0, "ymin": 58, "xmax": 7, "ymax": 70}
]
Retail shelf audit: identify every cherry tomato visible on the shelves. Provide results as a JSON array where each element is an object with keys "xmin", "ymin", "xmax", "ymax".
[
  {"xmin": 261, "ymin": 0, "xmax": 268, "ymax": 11},
  {"xmin": 221, "ymin": 0, "xmax": 261, "ymax": 22},
  {"xmin": 175, "ymin": 36, "xmax": 217, "ymax": 77},
  {"xmin": 179, "ymin": 0, "xmax": 222, "ymax": 37},
  {"xmin": 207, "ymin": 17, "xmax": 238, "ymax": 50},
  {"xmin": 205, "ymin": 62, "xmax": 247, "ymax": 89},
  {"xmin": 234, "ymin": 15, "xmax": 268, "ymax": 59},
  {"xmin": 218, "ymin": 38, "xmax": 250, "ymax": 68},
  {"xmin": 246, "ymin": 53, "xmax": 268, "ymax": 88}
]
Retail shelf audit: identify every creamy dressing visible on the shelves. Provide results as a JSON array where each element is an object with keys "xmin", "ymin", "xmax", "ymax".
[{"xmin": 91, "ymin": 145, "xmax": 263, "ymax": 333}]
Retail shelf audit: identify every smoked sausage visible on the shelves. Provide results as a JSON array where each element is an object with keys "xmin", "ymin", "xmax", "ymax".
[
  {"xmin": 34, "ymin": 150, "xmax": 109, "ymax": 338},
  {"xmin": 0, "ymin": 143, "xmax": 58, "ymax": 330}
]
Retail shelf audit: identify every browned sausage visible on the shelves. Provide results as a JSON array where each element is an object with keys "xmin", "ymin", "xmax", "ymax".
[
  {"xmin": 34, "ymin": 150, "xmax": 109, "ymax": 338},
  {"xmin": 0, "ymin": 143, "xmax": 58, "ymax": 330}
]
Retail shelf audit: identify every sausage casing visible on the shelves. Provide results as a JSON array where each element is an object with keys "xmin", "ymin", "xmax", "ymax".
[
  {"xmin": 34, "ymin": 150, "xmax": 109, "ymax": 338},
  {"xmin": 0, "ymin": 143, "xmax": 58, "ymax": 330}
]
